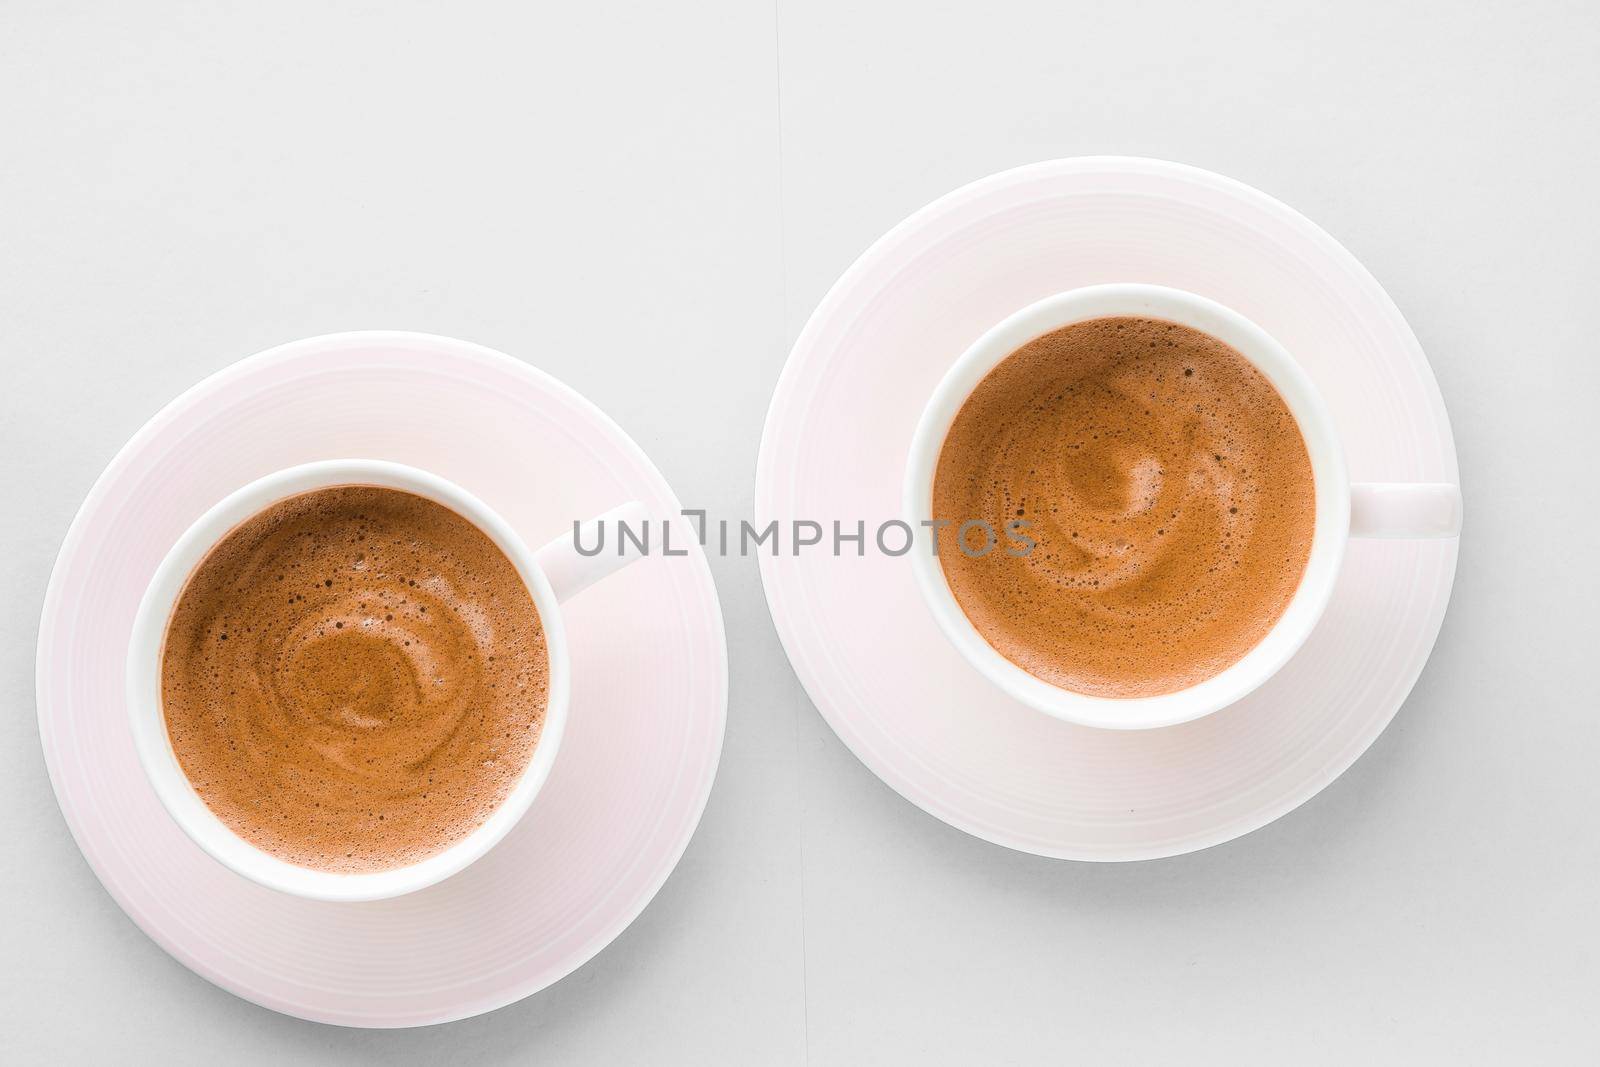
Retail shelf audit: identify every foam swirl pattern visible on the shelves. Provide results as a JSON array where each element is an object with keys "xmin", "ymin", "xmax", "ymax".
[
  {"xmin": 161, "ymin": 485, "xmax": 549, "ymax": 873},
  {"xmin": 933, "ymin": 317, "xmax": 1314, "ymax": 697}
]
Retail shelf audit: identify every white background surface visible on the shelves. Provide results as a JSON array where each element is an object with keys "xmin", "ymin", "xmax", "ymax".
[{"xmin": 2, "ymin": 1, "xmax": 1596, "ymax": 1062}]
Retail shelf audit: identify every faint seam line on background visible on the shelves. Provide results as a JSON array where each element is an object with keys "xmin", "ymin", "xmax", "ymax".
[{"xmin": 774, "ymin": 2, "xmax": 810, "ymax": 1065}]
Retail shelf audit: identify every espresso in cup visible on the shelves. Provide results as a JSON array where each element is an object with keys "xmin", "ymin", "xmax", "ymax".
[
  {"xmin": 160, "ymin": 485, "xmax": 549, "ymax": 873},
  {"xmin": 932, "ymin": 316, "xmax": 1315, "ymax": 698}
]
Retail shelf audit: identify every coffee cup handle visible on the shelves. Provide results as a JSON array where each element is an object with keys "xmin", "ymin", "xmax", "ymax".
[
  {"xmin": 534, "ymin": 501, "xmax": 653, "ymax": 602},
  {"xmin": 1350, "ymin": 483, "xmax": 1462, "ymax": 539}
]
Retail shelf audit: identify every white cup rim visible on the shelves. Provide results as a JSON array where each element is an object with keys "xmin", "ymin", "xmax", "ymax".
[
  {"xmin": 126, "ymin": 459, "xmax": 571, "ymax": 902},
  {"xmin": 905, "ymin": 284, "xmax": 1351, "ymax": 730}
]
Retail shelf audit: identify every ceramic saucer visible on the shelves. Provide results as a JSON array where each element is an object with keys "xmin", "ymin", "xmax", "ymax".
[
  {"xmin": 755, "ymin": 157, "xmax": 1460, "ymax": 860},
  {"xmin": 37, "ymin": 332, "xmax": 727, "ymax": 1025}
]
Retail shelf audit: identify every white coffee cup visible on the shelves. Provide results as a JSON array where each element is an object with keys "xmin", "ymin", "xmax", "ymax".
[
  {"xmin": 127, "ymin": 459, "xmax": 647, "ymax": 901},
  {"xmin": 905, "ymin": 284, "xmax": 1461, "ymax": 731}
]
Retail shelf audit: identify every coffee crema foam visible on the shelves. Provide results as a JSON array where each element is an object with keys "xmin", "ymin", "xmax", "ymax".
[
  {"xmin": 161, "ymin": 485, "xmax": 549, "ymax": 873},
  {"xmin": 933, "ymin": 316, "xmax": 1315, "ymax": 698}
]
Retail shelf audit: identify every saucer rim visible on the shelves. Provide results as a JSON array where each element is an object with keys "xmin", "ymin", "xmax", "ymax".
[
  {"xmin": 754, "ymin": 156, "xmax": 1460, "ymax": 862},
  {"xmin": 36, "ymin": 330, "xmax": 730, "ymax": 1025}
]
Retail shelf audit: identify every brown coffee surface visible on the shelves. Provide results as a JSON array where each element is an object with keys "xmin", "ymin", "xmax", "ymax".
[
  {"xmin": 933, "ymin": 316, "xmax": 1315, "ymax": 697},
  {"xmin": 161, "ymin": 485, "xmax": 549, "ymax": 873}
]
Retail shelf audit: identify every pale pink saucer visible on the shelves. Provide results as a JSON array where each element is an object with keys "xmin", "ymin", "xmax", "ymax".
[
  {"xmin": 36, "ymin": 332, "xmax": 727, "ymax": 1026},
  {"xmin": 756, "ymin": 157, "xmax": 1461, "ymax": 860}
]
